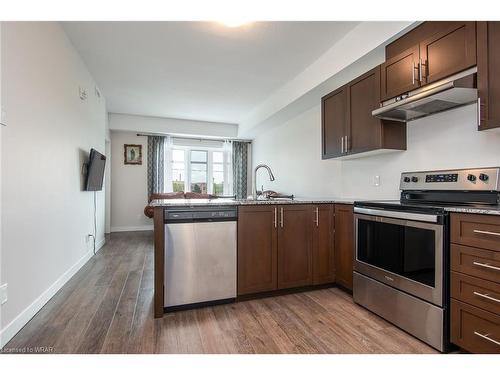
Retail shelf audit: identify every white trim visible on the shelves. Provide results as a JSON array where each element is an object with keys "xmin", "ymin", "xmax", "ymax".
[
  {"xmin": 0, "ymin": 238, "xmax": 105, "ymax": 349},
  {"xmin": 110, "ymin": 225, "xmax": 154, "ymax": 232}
]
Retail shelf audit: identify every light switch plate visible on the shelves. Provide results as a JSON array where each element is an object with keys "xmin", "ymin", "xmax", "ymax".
[{"xmin": 0, "ymin": 283, "xmax": 7, "ymax": 305}]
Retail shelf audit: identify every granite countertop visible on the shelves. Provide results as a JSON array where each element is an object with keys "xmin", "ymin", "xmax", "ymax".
[
  {"xmin": 150, "ymin": 197, "xmax": 358, "ymax": 207},
  {"xmin": 443, "ymin": 205, "xmax": 500, "ymax": 216},
  {"xmin": 149, "ymin": 198, "xmax": 500, "ymax": 216}
]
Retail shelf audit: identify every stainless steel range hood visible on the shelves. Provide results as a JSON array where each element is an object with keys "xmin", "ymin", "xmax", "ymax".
[{"xmin": 372, "ymin": 67, "xmax": 477, "ymax": 122}]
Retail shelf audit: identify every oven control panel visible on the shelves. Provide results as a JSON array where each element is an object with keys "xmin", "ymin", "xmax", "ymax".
[
  {"xmin": 400, "ymin": 167, "xmax": 500, "ymax": 191},
  {"xmin": 425, "ymin": 173, "xmax": 458, "ymax": 183}
]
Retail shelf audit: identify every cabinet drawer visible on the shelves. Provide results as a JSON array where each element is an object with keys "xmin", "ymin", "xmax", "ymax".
[
  {"xmin": 451, "ymin": 244, "xmax": 500, "ymax": 284},
  {"xmin": 451, "ymin": 213, "xmax": 500, "ymax": 251},
  {"xmin": 451, "ymin": 299, "xmax": 500, "ymax": 353},
  {"xmin": 451, "ymin": 271, "xmax": 500, "ymax": 315}
]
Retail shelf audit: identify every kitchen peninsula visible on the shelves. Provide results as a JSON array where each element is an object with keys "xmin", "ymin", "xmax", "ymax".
[{"xmin": 151, "ymin": 198, "xmax": 356, "ymax": 318}]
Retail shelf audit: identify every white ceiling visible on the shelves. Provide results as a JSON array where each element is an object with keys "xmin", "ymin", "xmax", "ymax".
[{"xmin": 62, "ymin": 21, "xmax": 359, "ymax": 124}]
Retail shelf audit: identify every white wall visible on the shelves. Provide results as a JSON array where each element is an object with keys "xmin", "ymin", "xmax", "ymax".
[
  {"xmin": 0, "ymin": 22, "xmax": 107, "ymax": 346},
  {"xmin": 110, "ymin": 131, "xmax": 152, "ymax": 232},
  {"xmin": 341, "ymin": 104, "xmax": 500, "ymax": 199},
  {"xmin": 252, "ymin": 105, "xmax": 342, "ymax": 198},
  {"xmin": 110, "ymin": 113, "xmax": 238, "ymax": 138},
  {"xmin": 0, "ymin": 21, "xmax": 3, "ymax": 348},
  {"xmin": 252, "ymin": 103, "xmax": 500, "ymax": 202}
]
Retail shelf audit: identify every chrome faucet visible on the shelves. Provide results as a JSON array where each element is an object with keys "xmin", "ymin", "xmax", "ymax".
[{"xmin": 252, "ymin": 164, "xmax": 275, "ymax": 199}]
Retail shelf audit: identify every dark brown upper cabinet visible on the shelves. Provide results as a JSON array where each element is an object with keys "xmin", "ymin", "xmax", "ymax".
[
  {"xmin": 322, "ymin": 66, "xmax": 406, "ymax": 160},
  {"xmin": 420, "ymin": 22, "xmax": 476, "ymax": 85},
  {"xmin": 380, "ymin": 45, "xmax": 420, "ymax": 101},
  {"xmin": 321, "ymin": 86, "xmax": 347, "ymax": 158},
  {"xmin": 349, "ymin": 67, "xmax": 406, "ymax": 155},
  {"xmin": 381, "ymin": 21, "xmax": 476, "ymax": 101},
  {"xmin": 477, "ymin": 21, "xmax": 500, "ymax": 131}
]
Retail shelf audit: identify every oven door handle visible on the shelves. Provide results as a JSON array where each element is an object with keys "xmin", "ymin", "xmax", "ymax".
[{"xmin": 353, "ymin": 207, "xmax": 439, "ymax": 223}]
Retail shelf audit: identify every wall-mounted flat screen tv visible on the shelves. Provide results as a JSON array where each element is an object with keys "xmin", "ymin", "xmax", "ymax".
[{"xmin": 85, "ymin": 148, "xmax": 106, "ymax": 191}]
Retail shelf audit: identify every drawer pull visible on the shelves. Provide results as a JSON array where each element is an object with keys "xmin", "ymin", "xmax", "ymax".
[
  {"xmin": 473, "ymin": 261, "xmax": 500, "ymax": 272},
  {"xmin": 473, "ymin": 229, "xmax": 500, "ymax": 237},
  {"xmin": 474, "ymin": 331, "xmax": 500, "ymax": 347},
  {"xmin": 473, "ymin": 291, "xmax": 500, "ymax": 304}
]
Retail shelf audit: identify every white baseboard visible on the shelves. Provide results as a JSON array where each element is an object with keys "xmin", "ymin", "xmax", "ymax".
[
  {"xmin": 0, "ymin": 237, "xmax": 106, "ymax": 349},
  {"xmin": 110, "ymin": 225, "xmax": 153, "ymax": 232}
]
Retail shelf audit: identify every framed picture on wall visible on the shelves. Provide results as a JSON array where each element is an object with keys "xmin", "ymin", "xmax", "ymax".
[{"xmin": 124, "ymin": 144, "xmax": 142, "ymax": 165}]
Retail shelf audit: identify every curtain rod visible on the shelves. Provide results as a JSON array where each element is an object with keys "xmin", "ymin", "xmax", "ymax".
[{"xmin": 136, "ymin": 132, "xmax": 252, "ymax": 143}]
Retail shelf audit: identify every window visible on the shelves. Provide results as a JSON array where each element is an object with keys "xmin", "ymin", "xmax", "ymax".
[
  {"xmin": 172, "ymin": 149, "xmax": 185, "ymax": 193},
  {"xmin": 190, "ymin": 150, "xmax": 208, "ymax": 194},
  {"xmin": 168, "ymin": 146, "xmax": 229, "ymax": 196},
  {"xmin": 212, "ymin": 151, "xmax": 224, "ymax": 195}
]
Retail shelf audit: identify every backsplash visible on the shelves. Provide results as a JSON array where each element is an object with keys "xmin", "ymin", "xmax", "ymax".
[{"xmin": 341, "ymin": 103, "xmax": 500, "ymax": 199}]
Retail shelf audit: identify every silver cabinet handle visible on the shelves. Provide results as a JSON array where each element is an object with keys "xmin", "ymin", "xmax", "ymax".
[
  {"xmin": 345, "ymin": 135, "xmax": 349, "ymax": 152},
  {"xmin": 477, "ymin": 97, "xmax": 481, "ymax": 127},
  {"xmin": 274, "ymin": 207, "xmax": 277, "ymax": 228},
  {"xmin": 280, "ymin": 207, "xmax": 284, "ymax": 228},
  {"xmin": 412, "ymin": 62, "xmax": 416, "ymax": 85},
  {"xmin": 473, "ymin": 261, "xmax": 500, "ymax": 272},
  {"xmin": 474, "ymin": 229, "xmax": 500, "ymax": 237},
  {"xmin": 419, "ymin": 58, "xmax": 424, "ymax": 82},
  {"xmin": 473, "ymin": 291, "xmax": 500, "ymax": 304},
  {"xmin": 474, "ymin": 331, "xmax": 500, "ymax": 347},
  {"xmin": 314, "ymin": 207, "xmax": 319, "ymax": 227},
  {"xmin": 340, "ymin": 137, "xmax": 344, "ymax": 154}
]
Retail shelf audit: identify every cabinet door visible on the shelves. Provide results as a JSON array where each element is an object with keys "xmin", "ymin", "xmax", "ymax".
[
  {"xmin": 381, "ymin": 45, "xmax": 420, "ymax": 100},
  {"xmin": 237, "ymin": 206, "xmax": 278, "ymax": 295},
  {"xmin": 277, "ymin": 205, "xmax": 313, "ymax": 289},
  {"xmin": 348, "ymin": 66, "xmax": 383, "ymax": 154},
  {"xmin": 420, "ymin": 22, "xmax": 476, "ymax": 85},
  {"xmin": 334, "ymin": 204, "xmax": 354, "ymax": 291},
  {"xmin": 312, "ymin": 205, "xmax": 335, "ymax": 285},
  {"xmin": 321, "ymin": 86, "xmax": 347, "ymax": 159},
  {"xmin": 477, "ymin": 21, "xmax": 500, "ymax": 130}
]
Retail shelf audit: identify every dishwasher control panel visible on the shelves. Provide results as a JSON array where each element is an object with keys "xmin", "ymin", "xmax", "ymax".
[{"xmin": 165, "ymin": 206, "xmax": 238, "ymax": 222}]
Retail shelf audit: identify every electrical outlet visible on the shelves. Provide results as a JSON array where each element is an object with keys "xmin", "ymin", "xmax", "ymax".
[
  {"xmin": 0, "ymin": 284, "xmax": 8, "ymax": 305},
  {"xmin": 79, "ymin": 86, "xmax": 88, "ymax": 101},
  {"xmin": 373, "ymin": 175, "xmax": 381, "ymax": 187}
]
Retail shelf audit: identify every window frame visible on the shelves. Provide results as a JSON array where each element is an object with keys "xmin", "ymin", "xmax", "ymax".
[{"xmin": 169, "ymin": 145, "xmax": 229, "ymax": 195}]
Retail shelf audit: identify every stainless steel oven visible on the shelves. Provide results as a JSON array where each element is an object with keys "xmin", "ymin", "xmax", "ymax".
[
  {"xmin": 353, "ymin": 206, "xmax": 448, "ymax": 351},
  {"xmin": 352, "ymin": 167, "xmax": 500, "ymax": 352},
  {"xmin": 354, "ymin": 207, "xmax": 444, "ymax": 306}
]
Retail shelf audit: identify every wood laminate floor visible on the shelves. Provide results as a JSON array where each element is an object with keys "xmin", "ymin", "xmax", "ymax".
[{"xmin": 4, "ymin": 231, "xmax": 437, "ymax": 354}]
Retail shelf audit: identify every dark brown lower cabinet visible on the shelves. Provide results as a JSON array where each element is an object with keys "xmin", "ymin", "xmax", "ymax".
[
  {"xmin": 277, "ymin": 205, "xmax": 313, "ymax": 289},
  {"xmin": 237, "ymin": 204, "xmax": 338, "ymax": 296},
  {"xmin": 237, "ymin": 205, "xmax": 278, "ymax": 295},
  {"xmin": 450, "ymin": 212, "xmax": 500, "ymax": 353},
  {"xmin": 312, "ymin": 204, "xmax": 335, "ymax": 285},
  {"xmin": 451, "ymin": 299, "xmax": 500, "ymax": 354},
  {"xmin": 334, "ymin": 204, "xmax": 354, "ymax": 291}
]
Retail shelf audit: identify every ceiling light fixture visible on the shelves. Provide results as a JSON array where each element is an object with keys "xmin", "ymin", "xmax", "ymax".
[{"xmin": 217, "ymin": 19, "xmax": 252, "ymax": 28}]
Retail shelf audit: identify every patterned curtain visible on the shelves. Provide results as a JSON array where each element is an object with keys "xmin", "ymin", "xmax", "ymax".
[
  {"xmin": 147, "ymin": 136, "xmax": 165, "ymax": 198},
  {"xmin": 232, "ymin": 141, "xmax": 249, "ymax": 199}
]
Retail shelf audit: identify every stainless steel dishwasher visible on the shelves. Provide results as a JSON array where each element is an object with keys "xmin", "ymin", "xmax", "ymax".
[{"xmin": 164, "ymin": 205, "xmax": 237, "ymax": 310}]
